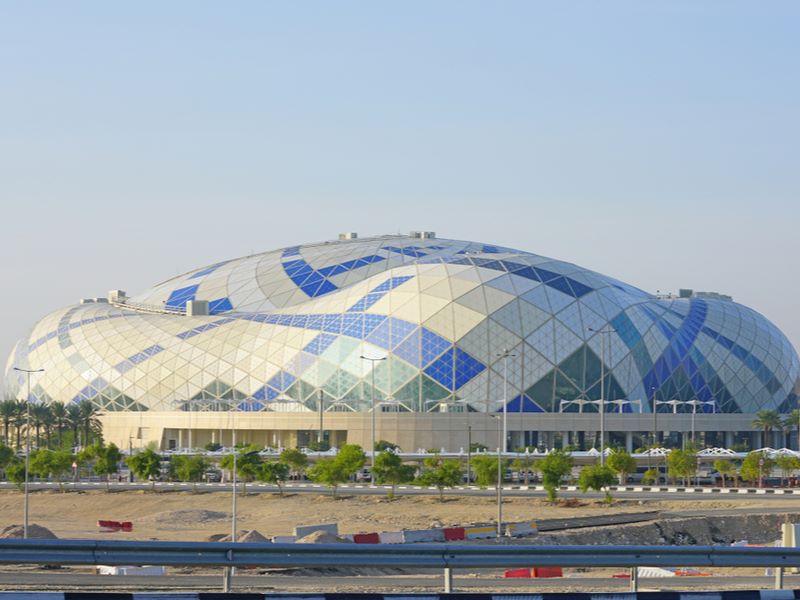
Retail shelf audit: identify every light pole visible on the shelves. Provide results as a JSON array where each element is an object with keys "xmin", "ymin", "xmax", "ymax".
[
  {"xmin": 13, "ymin": 366, "xmax": 44, "ymax": 540},
  {"xmin": 490, "ymin": 414, "xmax": 503, "ymax": 538},
  {"xmin": 360, "ymin": 354, "xmax": 386, "ymax": 483},
  {"xmin": 467, "ymin": 425, "xmax": 472, "ymax": 484},
  {"xmin": 497, "ymin": 349, "xmax": 516, "ymax": 452},
  {"xmin": 588, "ymin": 327, "xmax": 616, "ymax": 466}
]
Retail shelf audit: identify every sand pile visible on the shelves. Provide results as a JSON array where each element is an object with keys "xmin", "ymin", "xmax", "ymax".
[
  {"xmin": 0, "ymin": 524, "xmax": 58, "ymax": 539},
  {"xmin": 296, "ymin": 530, "xmax": 353, "ymax": 544},
  {"xmin": 215, "ymin": 529, "xmax": 271, "ymax": 543}
]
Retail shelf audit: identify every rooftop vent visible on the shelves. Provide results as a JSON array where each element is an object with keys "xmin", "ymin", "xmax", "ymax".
[
  {"xmin": 410, "ymin": 231, "xmax": 436, "ymax": 239},
  {"xmin": 338, "ymin": 232, "xmax": 358, "ymax": 240}
]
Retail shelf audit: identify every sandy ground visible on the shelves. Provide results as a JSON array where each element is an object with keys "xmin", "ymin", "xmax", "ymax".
[{"xmin": 2, "ymin": 488, "xmax": 799, "ymax": 542}]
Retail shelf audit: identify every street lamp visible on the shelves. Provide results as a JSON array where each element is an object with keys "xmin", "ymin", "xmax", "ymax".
[
  {"xmin": 489, "ymin": 415, "xmax": 503, "ymax": 538},
  {"xmin": 496, "ymin": 349, "xmax": 516, "ymax": 452},
  {"xmin": 360, "ymin": 354, "xmax": 387, "ymax": 483},
  {"xmin": 588, "ymin": 327, "xmax": 616, "ymax": 466},
  {"xmin": 13, "ymin": 366, "xmax": 44, "ymax": 540}
]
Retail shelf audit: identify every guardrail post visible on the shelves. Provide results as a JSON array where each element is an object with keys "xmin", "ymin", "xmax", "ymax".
[
  {"xmin": 629, "ymin": 566, "xmax": 638, "ymax": 592},
  {"xmin": 775, "ymin": 566, "xmax": 784, "ymax": 590},
  {"xmin": 223, "ymin": 566, "xmax": 232, "ymax": 592},
  {"xmin": 443, "ymin": 566, "xmax": 453, "ymax": 593}
]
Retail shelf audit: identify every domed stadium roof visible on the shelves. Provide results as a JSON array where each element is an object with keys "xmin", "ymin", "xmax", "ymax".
[{"xmin": 6, "ymin": 234, "xmax": 799, "ymax": 415}]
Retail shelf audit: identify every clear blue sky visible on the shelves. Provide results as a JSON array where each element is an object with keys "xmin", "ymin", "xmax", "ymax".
[{"xmin": 2, "ymin": 2, "xmax": 798, "ymax": 385}]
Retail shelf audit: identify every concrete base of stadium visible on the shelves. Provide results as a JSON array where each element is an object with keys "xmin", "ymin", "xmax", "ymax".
[{"xmin": 100, "ymin": 411, "xmax": 778, "ymax": 453}]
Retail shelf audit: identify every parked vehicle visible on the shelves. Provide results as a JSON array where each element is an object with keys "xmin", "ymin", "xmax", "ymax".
[{"xmin": 204, "ymin": 469, "xmax": 222, "ymax": 482}]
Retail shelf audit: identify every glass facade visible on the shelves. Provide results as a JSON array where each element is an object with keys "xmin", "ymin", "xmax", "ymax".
[{"xmin": 5, "ymin": 234, "xmax": 799, "ymax": 416}]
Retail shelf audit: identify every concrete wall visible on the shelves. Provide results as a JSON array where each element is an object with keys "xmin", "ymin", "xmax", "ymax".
[{"xmin": 100, "ymin": 411, "xmax": 766, "ymax": 452}]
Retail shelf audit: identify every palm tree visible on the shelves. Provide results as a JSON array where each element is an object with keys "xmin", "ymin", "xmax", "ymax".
[
  {"xmin": 50, "ymin": 402, "xmax": 68, "ymax": 449},
  {"xmin": 67, "ymin": 403, "xmax": 82, "ymax": 448},
  {"xmin": 30, "ymin": 403, "xmax": 49, "ymax": 449},
  {"xmin": 13, "ymin": 400, "xmax": 28, "ymax": 450},
  {"xmin": 0, "ymin": 399, "xmax": 16, "ymax": 447},
  {"xmin": 78, "ymin": 400, "xmax": 102, "ymax": 446},
  {"xmin": 752, "ymin": 409, "xmax": 782, "ymax": 449}
]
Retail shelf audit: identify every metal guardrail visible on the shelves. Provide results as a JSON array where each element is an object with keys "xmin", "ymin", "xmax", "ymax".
[{"xmin": 1, "ymin": 539, "xmax": 799, "ymax": 593}]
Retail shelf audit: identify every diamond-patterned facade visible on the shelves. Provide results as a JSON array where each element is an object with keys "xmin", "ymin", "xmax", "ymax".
[{"xmin": 4, "ymin": 234, "xmax": 799, "ymax": 418}]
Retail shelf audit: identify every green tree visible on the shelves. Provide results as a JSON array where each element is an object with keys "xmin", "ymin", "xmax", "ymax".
[
  {"xmin": 372, "ymin": 450, "xmax": 415, "ymax": 497},
  {"xmin": 374, "ymin": 440, "xmax": 399, "ymax": 452},
  {"xmin": 416, "ymin": 455, "xmax": 462, "ymax": 501},
  {"xmin": 667, "ymin": 449, "xmax": 697, "ymax": 485},
  {"xmin": 220, "ymin": 445, "xmax": 262, "ymax": 493},
  {"xmin": 280, "ymin": 448, "xmax": 308, "ymax": 480},
  {"xmin": 775, "ymin": 455, "xmax": 800, "ymax": 487},
  {"xmin": 752, "ymin": 409, "xmax": 782, "ymax": 448},
  {"xmin": 0, "ymin": 444, "xmax": 14, "ymax": 469},
  {"xmin": 641, "ymin": 468, "xmax": 659, "ymax": 485},
  {"xmin": 307, "ymin": 457, "xmax": 348, "ymax": 497},
  {"xmin": 335, "ymin": 444, "xmax": 366, "ymax": 479},
  {"xmin": 77, "ymin": 400, "xmax": 102, "ymax": 447},
  {"xmin": 470, "ymin": 454, "xmax": 507, "ymax": 487},
  {"xmin": 713, "ymin": 459, "xmax": 737, "ymax": 487},
  {"xmin": 50, "ymin": 402, "xmax": 68, "ymax": 449},
  {"xmin": 5, "ymin": 458, "xmax": 25, "ymax": 489},
  {"xmin": 27, "ymin": 448, "xmax": 72, "ymax": 492},
  {"xmin": 511, "ymin": 457, "xmax": 533, "ymax": 485},
  {"xmin": 94, "ymin": 443, "xmax": 122, "ymax": 490},
  {"xmin": 607, "ymin": 448, "xmax": 637, "ymax": 485},
  {"xmin": 204, "ymin": 442, "xmax": 222, "ymax": 452},
  {"xmin": 538, "ymin": 449, "xmax": 574, "ymax": 502},
  {"xmin": 171, "ymin": 455, "xmax": 210, "ymax": 491},
  {"xmin": 578, "ymin": 463, "xmax": 617, "ymax": 503},
  {"xmin": 741, "ymin": 452, "xmax": 774, "ymax": 486},
  {"xmin": 127, "ymin": 448, "xmax": 162, "ymax": 490},
  {"xmin": 307, "ymin": 439, "xmax": 330, "ymax": 451},
  {"xmin": 784, "ymin": 409, "xmax": 800, "ymax": 450},
  {"xmin": 258, "ymin": 461, "xmax": 291, "ymax": 496},
  {"xmin": 0, "ymin": 400, "xmax": 15, "ymax": 447}
]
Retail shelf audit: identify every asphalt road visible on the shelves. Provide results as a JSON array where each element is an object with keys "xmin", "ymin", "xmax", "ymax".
[
  {"xmin": 0, "ymin": 570, "xmax": 797, "ymax": 593},
  {"xmin": 1, "ymin": 480, "xmax": 798, "ymax": 502}
]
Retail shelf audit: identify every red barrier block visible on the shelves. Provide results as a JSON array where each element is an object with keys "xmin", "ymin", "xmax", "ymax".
[
  {"xmin": 120, "ymin": 522, "xmax": 133, "ymax": 532},
  {"xmin": 98, "ymin": 520, "xmax": 121, "ymax": 529},
  {"xmin": 353, "ymin": 533, "xmax": 380, "ymax": 544},
  {"xmin": 443, "ymin": 527, "xmax": 465, "ymax": 541},
  {"xmin": 532, "ymin": 567, "xmax": 563, "ymax": 578},
  {"xmin": 504, "ymin": 568, "xmax": 532, "ymax": 578}
]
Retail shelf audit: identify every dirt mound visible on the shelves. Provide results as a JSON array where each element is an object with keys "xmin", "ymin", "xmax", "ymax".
[
  {"xmin": 139, "ymin": 509, "xmax": 229, "ymax": 526},
  {"xmin": 216, "ymin": 529, "xmax": 270, "ymax": 543},
  {"xmin": 296, "ymin": 530, "xmax": 353, "ymax": 544},
  {"xmin": 0, "ymin": 524, "xmax": 57, "ymax": 539}
]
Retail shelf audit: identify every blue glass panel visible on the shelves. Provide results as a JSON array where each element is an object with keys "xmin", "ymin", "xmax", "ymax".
[
  {"xmin": 390, "ymin": 318, "xmax": 417, "ymax": 348},
  {"xmin": 501, "ymin": 395, "xmax": 544, "ymax": 413},
  {"xmin": 166, "ymin": 285, "xmax": 199, "ymax": 309},
  {"xmin": 421, "ymin": 329, "xmax": 451, "ymax": 366},
  {"xmin": 267, "ymin": 371, "xmax": 295, "ymax": 392},
  {"xmin": 304, "ymin": 333, "xmax": 337, "ymax": 355},
  {"xmin": 453, "ymin": 348, "xmax": 486, "ymax": 388},
  {"xmin": 208, "ymin": 297, "xmax": 233, "ymax": 315},
  {"xmin": 394, "ymin": 329, "xmax": 422, "ymax": 367},
  {"xmin": 365, "ymin": 317, "xmax": 392, "ymax": 349},
  {"xmin": 424, "ymin": 348, "xmax": 454, "ymax": 389}
]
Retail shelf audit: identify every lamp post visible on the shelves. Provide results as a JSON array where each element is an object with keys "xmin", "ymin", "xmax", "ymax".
[
  {"xmin": 490, "ymin": 414, "xmax": 503, "ymax": 538},
  {"xmin": 588, "ymin": 327, "xmax": 616, "ymax": 466},
  {"xmin": 360, "ymin": 354, "xmax": 386, "ymax": 483},
  {"xmin": 497, "ymin": 349, "xmax": 516, "ymax": 452},
  {"xmin": 467, "ymin": 425, "xmax": 472, "ymax": 484},
  {"xmin": 13, "ymin": 366, "xmax": 44, "ymax": 540}
]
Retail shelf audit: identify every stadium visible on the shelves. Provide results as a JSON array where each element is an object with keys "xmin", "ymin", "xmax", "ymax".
[{"xmin": 5, "ymin": 232, "xmax": 800, "ymax": 453}]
